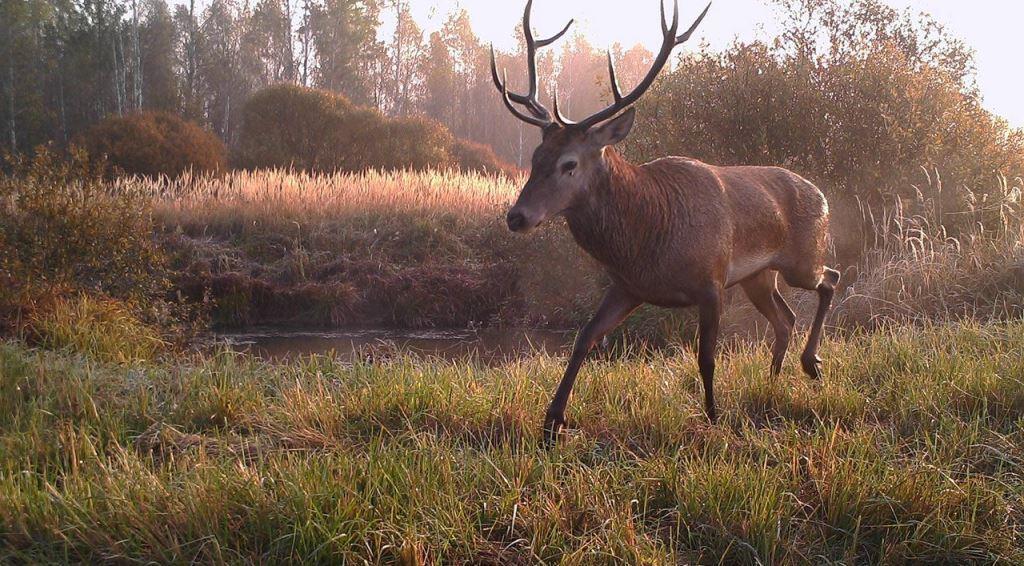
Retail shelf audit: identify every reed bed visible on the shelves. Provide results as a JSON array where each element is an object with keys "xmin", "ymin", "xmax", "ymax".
[
  {"xmin": 145, "ymin": 168, "xmax": 598, "ymax": 329},
  {"xmin": 830, "ymin": 174, "xmax": 1024, "ymax": 329},
  {"xmin": 146, "ymin": 168, "xmax": 519, "ymax": 226},
  {"xmin": 127, "ymin": 167, "xmax": 1024, "ymax": 335}
]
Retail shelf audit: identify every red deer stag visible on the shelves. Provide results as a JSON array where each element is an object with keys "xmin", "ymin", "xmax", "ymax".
[{"xmin": 491, "ymin": 0, "xmax": 840, "ymax": 444}]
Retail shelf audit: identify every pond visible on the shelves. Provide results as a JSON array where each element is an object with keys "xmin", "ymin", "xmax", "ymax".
[{"xmin": 215, "ymin": 327, "xmax": 576, "ymax": 364}]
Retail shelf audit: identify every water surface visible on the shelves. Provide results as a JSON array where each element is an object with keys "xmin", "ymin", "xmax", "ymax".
[{"xmin": 217, "ymin": 327, "xmax": 574, "ymax": 364}]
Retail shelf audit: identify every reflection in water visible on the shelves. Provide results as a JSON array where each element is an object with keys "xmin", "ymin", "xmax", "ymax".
[{"xmin": 216, "ymin": 328, "xmax": 575, "ymax": 364}]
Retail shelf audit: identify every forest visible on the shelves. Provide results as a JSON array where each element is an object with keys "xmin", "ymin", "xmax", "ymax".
[{"xmin": 1, "ymin": 0, "xmax": 662, "ymax": 167}]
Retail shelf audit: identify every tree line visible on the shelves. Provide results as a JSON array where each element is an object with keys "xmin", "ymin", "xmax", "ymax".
[
  {"xmin": 3, "ymin": 0, "xmax": 1020, "ymax": 189},
  {"xmin": 0, "ymin": 0, "xmax": 658, "ymax": 167}
]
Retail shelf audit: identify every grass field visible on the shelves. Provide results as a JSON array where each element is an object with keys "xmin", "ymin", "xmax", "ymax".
[{"xmin": 3, "ymin": 321, "xmax": 1024, "ymax": 563}]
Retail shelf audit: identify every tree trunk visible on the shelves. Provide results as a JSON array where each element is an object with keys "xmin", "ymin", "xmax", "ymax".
[
  {"xmin": 112, "ymin": 31, "xmax": 124, "ymax": 115},
  {"xmin": 132, "ymin": 0, "xmax": 142, "ymax": 109},
  {"xmin": 6, "ymin": 55, "xmax": 15, "ymax": 152},
  {"xmin": 300, "ymin": 0, "xmax": 310, "ymax": 86},
  {"xmin": 58, "ymin": 53, "xmax": 67, "ymax": 146},
  {"xmin": 283, "ymin": 0, "xmax": 295, "ymax": 83},
  {"xmin": 393, "ymin": 1, "xmax": 404, "ymax": 115},
  {"xmin": 184, "ymin": 0, "xmax": 198, "ymax": 117}
]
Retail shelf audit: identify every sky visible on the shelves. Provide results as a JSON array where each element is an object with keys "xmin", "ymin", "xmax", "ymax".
[{"xmin": 388, "ymin": 0, "xmax": 1024, "ymax": 128}]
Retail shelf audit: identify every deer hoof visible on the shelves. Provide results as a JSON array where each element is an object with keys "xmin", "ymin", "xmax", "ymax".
[
  {"xmin": 801, "ymin": 354, "xmax": 823, "ymax": 379},
  {"xmin": 542, "ymin": 415, "xmax": 566, "ymax": 448}
]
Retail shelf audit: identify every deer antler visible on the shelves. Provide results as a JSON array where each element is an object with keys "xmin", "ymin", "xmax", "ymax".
[
  {"xmin": 566, "ymin": 0, "xmax": 711, "ymax": 130},
  {"xmin": 490, "ymin": 0, "xmax": 574, "ymax": 128}
]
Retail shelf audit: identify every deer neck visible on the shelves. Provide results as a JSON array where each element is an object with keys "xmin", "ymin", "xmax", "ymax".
[{"xmin": 564, "ymin": 148, "xmax": 669, "ymax": 272}]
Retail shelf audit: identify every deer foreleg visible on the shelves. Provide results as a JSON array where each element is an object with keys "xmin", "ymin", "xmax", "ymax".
[{"xmin": 544, "ymin": 285, "xmax": 640, "ymax": 446}]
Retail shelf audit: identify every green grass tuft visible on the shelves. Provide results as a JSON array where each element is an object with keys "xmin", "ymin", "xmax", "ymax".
[{"xmin": 2, "ymin": 321, "xmax": 1023, "ymax": 563}]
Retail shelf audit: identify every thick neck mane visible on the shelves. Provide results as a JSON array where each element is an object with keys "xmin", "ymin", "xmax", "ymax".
[{"xmin": 564, "ymin": 148, "xmax": 678, "ymax": 272}]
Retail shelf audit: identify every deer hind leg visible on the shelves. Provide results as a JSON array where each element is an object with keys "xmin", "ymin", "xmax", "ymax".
[
  {"xmin": 741, "ymin": 271, "xmax": 794, "ymax": 376},
  {"xmin": 544, "ymin": 285, "xmax": 641, "ymax": 446},
  {"xmin": 800, "ymin": 267, "xmax": 840, "ymax": 379},
  {"xmin": 696, "ymin": 287, "xmax": 724, "ymax": 424}
]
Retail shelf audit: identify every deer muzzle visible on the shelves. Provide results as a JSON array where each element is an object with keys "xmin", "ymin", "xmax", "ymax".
[
  {"xmin": 506, "ymin": 206, "xmax": 547, "ymax": 233},
  {"xmin": 506, "ymin": 209, "xmax": 529, "ymax": 232}
]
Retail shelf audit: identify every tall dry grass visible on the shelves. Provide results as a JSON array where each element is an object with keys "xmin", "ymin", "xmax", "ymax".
[
  {"xmin": 147, "ymin": 167, "xmax": 519, "ymax": 226},
  {"xmin": 130, "ymin": 166, "xmax": 1024, "ymax": 335},
  {"xmin": 831, "ymin": 172, "xmax": 1024, "ymax": 328},
  {"xmin": 144, "ymin": 168, "xmax": 602, "ymax": 329}
]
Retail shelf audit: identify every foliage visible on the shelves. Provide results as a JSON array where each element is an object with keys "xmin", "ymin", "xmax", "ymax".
[
  {"xmin": 375, "ymin": 115, "xmax": 453, "ymax": 171},
  {"xmin": 0, "ymin": 148, "xmax": 175, "ymax": 337},
  {"xmin": 0, "ymin": 0, "xmax": 550, "ymax": 167},
  {"xmin": 4, "ymin": 0, "xmax": 1023, "ymax": 336},
  {"xmin": 308, "ymin": 0, "xmax": 382, "ymax": 105},
  {"xmin": 3, "ymin": 0, "xmax": 1021, "ymax": 181},
  {"xmin": 0, "ymin": 0, "xmax": 383, "ymax": 150},
  {"xmin": 235, "ymin": 84, "xmax": 513, "ymax": 175},
  {"xmin": 450, "ymin": 138, "xmax": 517, "ymax": 176},
  {"xmin": 80, "ymin": 111, "xmax": 226, "ymax": 178},
  {"xmin": 2, "ymin": 321, "xmax": 1024, "ymax": 562},
  {"xmin": 234, "ymin": 84, "xmax": 356, "ymax": 171}
]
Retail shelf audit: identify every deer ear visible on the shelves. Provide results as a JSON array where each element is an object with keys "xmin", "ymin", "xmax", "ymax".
[{"xmin": 587, "ymin": 107, "xmax": 636, "ymax": 147}]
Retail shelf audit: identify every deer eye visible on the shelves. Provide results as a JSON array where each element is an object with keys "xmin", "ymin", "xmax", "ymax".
[{"xmin": 561, "ymin": 161, "xmax": 578, "ymax": 176}]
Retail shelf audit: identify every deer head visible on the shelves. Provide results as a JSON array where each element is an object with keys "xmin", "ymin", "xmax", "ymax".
[{"xmin": 492, "ymin": 0, "xmax": 710, "ymax": 232}]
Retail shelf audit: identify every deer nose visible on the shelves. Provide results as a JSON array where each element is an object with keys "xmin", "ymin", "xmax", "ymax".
[{"xmin": 506, "ymin": 210, "xmax": 527, "ymax": 232}]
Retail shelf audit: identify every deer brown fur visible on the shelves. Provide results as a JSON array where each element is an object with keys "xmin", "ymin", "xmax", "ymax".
[{"xmin": 492, "ymin": 0, "xmax": 840, "ymax": 444}]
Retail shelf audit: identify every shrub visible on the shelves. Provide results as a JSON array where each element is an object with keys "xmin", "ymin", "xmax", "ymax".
[
  {"xmin": 0, "ymin": 148, "xmax": 172, "ymax": 336},
  {"xmin": 236, "ymin": 84, "xmax": 510, "ymax": 175},
  {"xmin": 235, "ymin": 84, "xmax": 357, "ymax": 171},
  {"xmin": 80, "ymin": 111, "xmax": 226, "ymax": 178},
  {"xmin": 449, "ymin": 139, "xmax": 517, "ymax": 176},
  {"xmin": 628, "ymin": 0, "xmax": 1024, "ymax": 260},
  {"xmin": 374, "ymin": 116, "xmax": 454, "ymax": 171}
]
